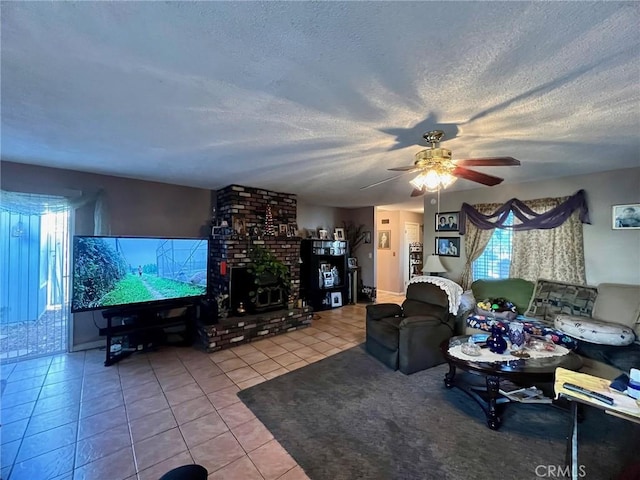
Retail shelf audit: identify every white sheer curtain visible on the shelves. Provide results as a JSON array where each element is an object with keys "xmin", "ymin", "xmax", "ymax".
[{"xmin": 1, "ymin": 189, "xmax": 109, "ymax": 235}]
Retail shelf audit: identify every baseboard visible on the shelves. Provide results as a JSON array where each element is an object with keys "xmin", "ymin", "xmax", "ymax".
[
  {"xmin": 70, "ymin": 340, "xmax": 104, "ymax": 352},
  {"xmin": 377, "ymin": 289, "xmax": 405, "ymax": 296}
]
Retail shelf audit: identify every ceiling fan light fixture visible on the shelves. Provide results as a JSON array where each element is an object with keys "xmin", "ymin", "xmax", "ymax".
[{"xmin": 409, "ymin": 169, "xmax": 457, "ymax": 192}]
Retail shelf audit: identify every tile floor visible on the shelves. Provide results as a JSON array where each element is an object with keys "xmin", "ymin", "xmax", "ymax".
[{"xmin": 0, "ymin": 292, "xmax": 404, "ymax": 480}]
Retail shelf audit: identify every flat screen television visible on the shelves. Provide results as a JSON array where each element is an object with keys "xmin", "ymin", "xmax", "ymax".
[{"xmin": 71, "ymin": 236, "xmax": 209, "ymax": 313}]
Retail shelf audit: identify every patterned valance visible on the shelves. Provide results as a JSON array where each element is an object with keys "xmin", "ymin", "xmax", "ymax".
[{"xmin": 459, "ymin": 189, "xmax": 590, "ymax": 235}]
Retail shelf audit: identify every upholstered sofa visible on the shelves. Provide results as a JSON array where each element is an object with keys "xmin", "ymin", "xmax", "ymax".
[
  {"xmin": 366, "ymin": 281, "xmax": 456, "ymax": 374},
  {"xmin": 458, "ymin": 278, "xmax": 640, "ymax": 378}
]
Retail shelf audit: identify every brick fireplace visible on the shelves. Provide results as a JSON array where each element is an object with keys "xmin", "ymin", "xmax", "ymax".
[
  {"xmin": 199, "ymin": 185, "xmax": 310, "ymax": 353},
  {"xmin": 207, "ymin": 185, "xmax": 302, "ymax": 317}
]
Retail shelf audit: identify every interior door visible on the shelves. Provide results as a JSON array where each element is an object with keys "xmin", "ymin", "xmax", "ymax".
[{"xmin": 404, "ymin": 222, "xmax": 420, "ymax": 289}]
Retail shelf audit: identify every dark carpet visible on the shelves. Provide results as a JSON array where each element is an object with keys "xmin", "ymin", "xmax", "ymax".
[
  {"xmin": 577, "ymin": 342, "xmax": 640, "ymax": 373},
  {"xmin": 238, "ymin": 345, "xmax": 639, "ymax": 480}
]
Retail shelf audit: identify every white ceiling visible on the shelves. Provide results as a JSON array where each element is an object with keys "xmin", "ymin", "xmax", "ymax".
[{"xmin": 1, "ymin": 2, "xmax": 639, "ymax": 211}]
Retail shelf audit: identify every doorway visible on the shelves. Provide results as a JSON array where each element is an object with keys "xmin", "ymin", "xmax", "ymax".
[{"xmin": 0, "ymin": 195, "xmax": 71, "ymax": 361}]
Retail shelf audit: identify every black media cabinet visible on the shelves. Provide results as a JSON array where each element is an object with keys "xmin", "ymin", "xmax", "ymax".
[{"xmin": 100, "ymin": 300, "xmax": 197, "ymax": 366}]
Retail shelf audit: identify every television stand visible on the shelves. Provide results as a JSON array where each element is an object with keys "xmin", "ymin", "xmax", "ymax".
[{"xmin": 100, "ymin": 301, "xmax": 197, "ymax": 366}]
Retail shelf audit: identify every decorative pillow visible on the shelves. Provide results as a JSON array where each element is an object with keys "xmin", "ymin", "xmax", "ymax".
[
  {"xmin": 525, "ymin": 279, "xmax": 597, "ymax": 323},
  {"xmin": 555, "ymin": 315, "xmax": 636, "ymax": 346}
]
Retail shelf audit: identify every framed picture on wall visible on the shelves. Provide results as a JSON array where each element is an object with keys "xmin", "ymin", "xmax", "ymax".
[
  {"xmin": 612, "ymin": 204, "xmax": 640, "ymax": 229},
  {"xmin": 436, "ymin": 236, "xmax": 460, "ymax": 257},
  {"xmin": 435, "ymin": 212, "xmax": 459, "ymax": 232},
  {"xmin": 363, "ymin": 231, "xmax": 372, "ymax": 244},
  {"xmin": 232, "ymin": 216, "xmax": 246, "ymax": 235},
  {"xmin": 378, "ymin": 230, "xmax": 390, "ymax": 249}
]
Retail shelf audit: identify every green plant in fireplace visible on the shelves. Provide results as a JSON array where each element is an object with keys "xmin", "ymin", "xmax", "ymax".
[{"xmin": 247, "ymin": 245, "xmax": 291, "ymax": 303}]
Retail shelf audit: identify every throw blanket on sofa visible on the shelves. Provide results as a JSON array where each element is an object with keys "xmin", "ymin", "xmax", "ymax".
[{"xmin": 410, "ymin": 276, "xmax": 463, "ymax": 315}]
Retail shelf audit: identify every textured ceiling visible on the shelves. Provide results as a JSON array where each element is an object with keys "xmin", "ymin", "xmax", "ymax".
[{"xmin": 1, "ymin": 2, "xmax": 639, "ymax": 210}]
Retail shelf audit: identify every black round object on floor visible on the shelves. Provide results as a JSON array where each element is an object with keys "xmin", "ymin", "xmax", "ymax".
[{"xmin": 158, "ymin": 464, "xmax": 208, "ymax": 480}]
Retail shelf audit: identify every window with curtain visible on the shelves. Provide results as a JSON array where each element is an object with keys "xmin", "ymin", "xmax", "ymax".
[{"xmin": 464, "ymin": 194, "xmax": 587, "ymax": 287}]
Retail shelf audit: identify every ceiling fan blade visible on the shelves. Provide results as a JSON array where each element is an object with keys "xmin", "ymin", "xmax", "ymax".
[
  {"xmin": 455, "ymin": 157, "xmax": 521, "ymax": 167},
  {"xmin": 410, "ymin": 187, "xmax": 425, "ymax": 197},
  {"xmin": 360, "ymin": 170, "xmax": 417, "ymax": 190},
  {"xmin": 452, "ymin": 166, "xmax": 504, "ymax": 186},
  {"xmin": 388, "ymin": 166, "xmax": 419, "ymax": 172}
]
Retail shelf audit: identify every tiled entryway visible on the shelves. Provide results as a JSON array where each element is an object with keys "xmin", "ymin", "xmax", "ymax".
[{"xmin": 0, "ymin": 294, "xmax": 404, "ymax": 480}]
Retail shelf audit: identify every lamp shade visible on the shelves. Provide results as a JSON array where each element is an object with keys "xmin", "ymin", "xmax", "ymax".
[{"xmin": 422, "ymin": 254, "xmax": 447, "ymax": 274}]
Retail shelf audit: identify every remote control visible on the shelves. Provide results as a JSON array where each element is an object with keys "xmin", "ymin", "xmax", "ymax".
[{"xmin": 562, "ymin": 382, "xmax": 615, "ymax": 406}]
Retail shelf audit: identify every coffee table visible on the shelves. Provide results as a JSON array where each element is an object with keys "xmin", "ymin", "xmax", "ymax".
[{"xmin": 440, "ymin": 335, "xmax": 583, "ymax": 430}]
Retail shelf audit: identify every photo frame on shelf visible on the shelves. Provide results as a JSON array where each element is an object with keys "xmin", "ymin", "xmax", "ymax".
[
  {"xmin": 323, "ymin": 271, "xmax": 334, "ymax": 288},
  {"xmin": 612, "ymin": 204, "xmax": 640, "ymax": 229},
  {"xmin": 334, "ymin": 228, "xmax": 345, "ymax": 240},
  {"xmin": 318, "ymin": 229, "xmax": 329, "ymax": 240},
  {"xmin": 347, "ymin": 257, "xmax": 358, "ymax": 269},
  {"xmin": 279, "ymin": 224, "xmax": 288, "ymax": 236},
  {"xmin": 435, "ymin": 211, "xmax": 459, "ymax": 232},
  {"xmin": 288, "ymin": 223, "xmax": 299, "ymax": 236},
  {"xmin": 436, "ymin": 237, "xmax": 460, "ymax": 257},
  {"xmin": 378, "ymin": 230, "xmax": 390, "ymax": 249},
  {"xmin": 331, "ymin": 291, "xmax": 343, "ymax": 307},
  {"xmin": 319, "ymin": 262, "xmax": 331, "ymax": 273}
]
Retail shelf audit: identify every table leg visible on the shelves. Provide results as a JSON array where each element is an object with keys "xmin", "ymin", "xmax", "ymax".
[
  {"xmin": 565, "ymin": 401, "xmax": 579, "ymax": 480},
  {"xmin": 486, "ymin": 375, "xmax": 502, "ymax": 430},
  {"xmin": 444, "ymin": 363, "xmax": 456, "ymax": 388}
]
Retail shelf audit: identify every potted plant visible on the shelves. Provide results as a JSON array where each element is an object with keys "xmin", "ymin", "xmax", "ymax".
[
  {"xmin": 247, "ymin": 245, "xmax": 291, "ymax": 305},
  {"xmin": 343, "ymin": 220, "xmax": 366, "ymax": 256}
]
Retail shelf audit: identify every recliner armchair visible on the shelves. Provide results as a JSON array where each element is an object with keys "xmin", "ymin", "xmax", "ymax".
[{"xmin": 366, "ymin": 282, "xmax": 455, "ymax": 374}]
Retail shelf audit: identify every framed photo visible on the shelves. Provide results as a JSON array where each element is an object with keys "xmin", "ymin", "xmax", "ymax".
[
  {"xmin": 318, "ymin": 229, "xmax": 329, "ymax": 239},
  {"xmin": 363, "ymin": 231, "xmax": 372, "ymax": 244},
  {"xmin": 330, "ymin": 291, "xmax": 343, "ymax": 308},
  {"xmin": 334, "ymin": 227, "xmax": 345, "ymax": 240},
  {"xmin": 288, "ymin": 223, "xmax": 299, "ymax": 237},
  {"xmin": 347, "ymin": 257, "xmax": 357, "ymax": 269},
  {"xmin": 319, "ymin": 262, "xmax": 331, "ymax": 273},
  {"xmin": 436, "ymin": 236, "xmax": 460, "ymax": 257},
  {"xmin": 612, "ymin": 204, "xmax": 640, "ymax": 229},
  {"xmin": 378, "ymin": 230, "xmax": 390, "ymax": 249},
  {"xmin": 279, "ymin": 224, "xmax": 288, "ymax": 236},
  {"xmin": 435, "ymin": 211, "xmax": 459, "ymax": 232},
  {"xmin": 323, "ymin": 271, "xmax": 334, "ymax": 288},
  {"xmin": 232, "ymin": 216, "xmax": 246, "ymax": 235}
]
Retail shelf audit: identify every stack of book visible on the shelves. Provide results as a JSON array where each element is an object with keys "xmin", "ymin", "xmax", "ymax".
[{"xmin": 499, "ymin": 385, "xmax": 552, "ymax": 403}]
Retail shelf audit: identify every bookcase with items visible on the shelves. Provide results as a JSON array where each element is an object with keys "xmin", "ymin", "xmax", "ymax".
[
  {"xmin": 409, "ymin": 242, "xmax": 423, "ymax": 280},
  {"xmin": 300, "ymin": 239, "xmax": 349, "ymax": 311}
]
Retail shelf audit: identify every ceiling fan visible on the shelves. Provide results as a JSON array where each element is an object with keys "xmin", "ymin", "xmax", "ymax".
[{"xmin": 362, "ymin": 130, "xmax": 520, "ymax": 197}]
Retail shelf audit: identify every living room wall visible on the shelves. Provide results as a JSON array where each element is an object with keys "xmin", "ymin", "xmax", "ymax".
[
  {"xmin": 1, "ymin": 161, "xmax": 212, "ymax": 350},
  {"xmin": 423, "ymin": 167, "xmax": 640, "ymax": 286},
  {"xmin": 297, "ymin": 202, "xmax": 376, "ymax": 288}
]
